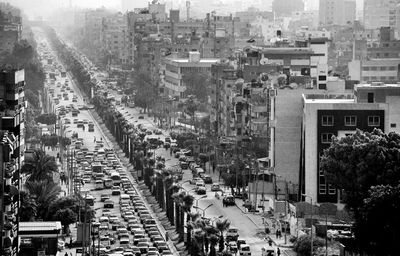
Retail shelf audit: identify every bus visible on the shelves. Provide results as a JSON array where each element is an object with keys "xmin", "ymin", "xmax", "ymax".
[
  {"xmin": 110, "ymin": 172, "xmax": 121, "ymax": 186},
  {"xmin": 92, "ymin": 164, "xmax": 103, "ymax": 178}
]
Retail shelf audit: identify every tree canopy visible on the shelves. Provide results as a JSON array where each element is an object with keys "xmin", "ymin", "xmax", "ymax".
[
  {"xmin": 35, "ymin": 113, "xmax": 57, "ymax": 125},
  {"xmin": 21, "ymin": 149, "xmax": 58, "ymax": 182},
  {"xmin": 321, "ymin": 129, "xmax": 400, "ymax": 254},
  {"xmin": 182, "ymin": 71, "xmax": 210, "ymax": 102}
]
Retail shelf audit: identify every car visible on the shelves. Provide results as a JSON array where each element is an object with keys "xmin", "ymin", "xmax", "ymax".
[
  {"xmin": 190, "ymin": 177, "xmax": 203, "ymax": 185},
  {"xmin": 223, "ymin": 195, "xmax": 236, "ymax": 206},
  {"xmin": 104, "ymin": 199, "xmax": 114, "ymax": 208},
  {"xmin": 112, "ymin": 186, "xmax": 121, "ymax": 195},
  {"xmin": 138, "ymin": 116, "xmax": 144, "ymax": 119},
  {"xmin": 100, "ymin": 194, "xmax": 110, "ymax": 202},
  {"xmin": 203, "ymin": 175, "xmax": 213, "ymax": 184},
  {"xmin": 211, "ymin": 183, "xmax": 220, "ymax": 191},
  {"xmin": 196, "ymin": 185, "xmax": 206, "ymax": 195},
  {"xmin": 239, "ymin": 244, "xmax": 251, "ymax": 256},
  {"xmin": 226, "ymin": 227, "xmax": 239, "ymax": 242},
  {"xmin": 228, "ymin": 241, "xmax": 238, "ymax": 253}
]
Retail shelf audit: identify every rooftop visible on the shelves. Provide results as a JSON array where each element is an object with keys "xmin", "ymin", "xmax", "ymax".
[
  {"xmin": 169, "ymin": 59, "xmax": 220, "ymax": 63},
  {"xmin": 356, "ymin": 83, "xmax": 400, "ymax": 89}
]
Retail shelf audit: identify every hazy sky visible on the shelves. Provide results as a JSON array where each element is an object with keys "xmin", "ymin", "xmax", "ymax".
[{"xmin": 4, "ymin": 0, "xmax": 363, "ymax": 19}]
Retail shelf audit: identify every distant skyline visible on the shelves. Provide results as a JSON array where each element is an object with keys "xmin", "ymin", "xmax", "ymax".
[{"xmin": 3, "ymin": 0, "xmax": 364, "ymax": 19}]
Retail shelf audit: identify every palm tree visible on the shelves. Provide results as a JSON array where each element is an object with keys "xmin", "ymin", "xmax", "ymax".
[
  {"xmin": 204, "ymin": 224, "xmax": 218, "ymax": 254},
  {"xmin": 25, "ymin": 180, "xmax": 61, "ymax": 220},
  {"xmin": 216, "ymin": 218, "xmax": 231, "ymax": 252},
  {"xmin": 208, "ymin": 234, "xmax": 219, "ymax": 256},
  {"xmin": 19, "ymin": 191, "xmax": 37, "ymax": 221},
  {"xmin": 21, "ymin": 149, "xmax": 58, "ymax": 182},
  {"xmin": 192, "ymin": 228, "xmax": 205, "ymax": 256}
]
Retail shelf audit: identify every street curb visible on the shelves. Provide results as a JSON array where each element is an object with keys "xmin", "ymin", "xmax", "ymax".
[{"xmin": 234, "ymin": 204, "xmax": 260, "ymax": 228}]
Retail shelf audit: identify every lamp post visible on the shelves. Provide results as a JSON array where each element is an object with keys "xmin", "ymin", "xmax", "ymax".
[
  {"xmin": 302, "ymin": 194, "xmax": 313, "ymax": 256},
  {"xmin": 193, "ymin": 203, "xmax": 214, "ymax": 217}
]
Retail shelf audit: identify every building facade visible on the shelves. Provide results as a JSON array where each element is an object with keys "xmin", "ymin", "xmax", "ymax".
[
  {"xmin": 0, "ymin": 69, "xmax": 26, "ymax": 256},
  {"xmin": 0, "ymin": 7, "xmax": 21, "ymax": 63},
  {"xmin": 364, "ymin": 0, "xmax": 399, "ymax": 29},
  {"xmin": 162, "ymin": 52, "xmax": 219, "ymax": 98},
  {"xmin": 348, "ymin": 58, "xmax": 400, "ymax": 83},
  {"xmin": 301, "ymin": 94, "xmax": 386, "ymax": 204}
]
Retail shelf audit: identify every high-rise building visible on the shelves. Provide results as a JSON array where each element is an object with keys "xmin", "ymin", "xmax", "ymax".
[
  {"xmin": 0, "ymin": 6, "xmax": 22, "ymax": 63},
  {"xmin": 319, "ymin": 0, "xmax": 354, "ymax": 26},
  {"xmin": 272, "ymin": 0, "xmax": 304, "ymax": 17},
  {"xmin": 0, "ymin": 68, "xmax": 26, "ymax": 256},
  {"xmin": 364, "ymin": 0, "xmax": 400, "ymax": 29}
]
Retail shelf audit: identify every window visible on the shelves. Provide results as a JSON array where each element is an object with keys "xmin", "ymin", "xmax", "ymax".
[
  {"xmin": 390, "ymin": 123, "xmax": 396, "ymax": 128},
  {"xmin": 384, "ymin": 53, "xmax": 389, "ymax": 57},
  {"xmin": 368, "ymin": 116, "xmax": 380, "ymax": 126},
  {"xmin": 389, "ymin": 66, "xmax": 396, "ymax": 70},
  {"xmin": 318, "ymin": 75, "xmax": 327, "ymax": 81},
  {"xmin": 367, "ymin": 93, "xmax": 374, "ymax": 103},
  {"xmin": 380, "ymin": 66, "xmax": 387, "ymax": 71},
  {"xmin": 321, "ymin": 133, "xmax": 334, "ymax": 144},
  {"xmin": 321, "ymin": 115, "xmax": 334, "ymax": 126},
  {"xmin": 319, "ymin": 83, "xmax": 327, "ymax": 90},
  {"xmin": 319, "ymin": 184, "xmax": 327, "ymax": 194},
  {"xmin": 370, "ymin": 66, "xmax": 377, "ymax": 71},
  {"xmin": 344, "ymin": 116, "xmax": 357, "ymax": 126},
  {"xmin": 362, "ymin": 66, "xmax": 370, "ymax": 71},
  {"xmin": 328, "ymin": 184, "xmax": 336, "ymax": 195}
]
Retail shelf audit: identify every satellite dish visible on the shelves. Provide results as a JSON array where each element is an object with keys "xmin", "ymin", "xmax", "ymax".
[{"xmin": 260, "ymin": 58, "xmax": 269, "ymax": 65}]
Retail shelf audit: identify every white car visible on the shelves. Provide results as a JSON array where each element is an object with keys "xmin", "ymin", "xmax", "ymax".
[{"xmin": 239, "ymin": 244, "xmax": 251, "ymax": 256}]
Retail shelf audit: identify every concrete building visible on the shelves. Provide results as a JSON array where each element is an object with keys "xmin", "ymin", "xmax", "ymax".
[
  {"xmin": 148, "ymin": 2, "xmax": 166, "ymax": 22},
  {"xmin": 0, "ymin": 7, "xmax": 21, "ymax": 62},
  {"xmin": 0, "ymin": 69, "xmax": 26, "ymax": 256},
  {"xmin": 235, "ymin": 7, "xmax": 274, "ymax": 23},
  {"xmin": 162, "ymin": 52, "xmax": 219, "ymax": 98},
  {"xmin": 83, "ymin": 8, "xmax": 110, "ymax": 50},
  {"xmin": 344, "ymin": 0, "xmax": 357, "ymax": 25},
  {"xmin": 348, "ymin": 58, "xmax": 400, "ymax": 83},
  {"xmin": 170, "ymin": 9, "xmax": 180, "ymax": 23},
  {"xmin": 301, "ymin": 82, "xmax": 400, "ymax": 204},
  {"xmin": 101, "ymin": 12, "xmax": 129, "ymax": 67},
  {"xmin": 272, "ymin": 0, "xmax": 304, "ymax": 17},
  {"xmin": 364, "ymin": 0, "xmax": 399, "ymax": 29},
  {"xmin": 319, "ymin": 0, "xmax": 349, "ymax": 26}
]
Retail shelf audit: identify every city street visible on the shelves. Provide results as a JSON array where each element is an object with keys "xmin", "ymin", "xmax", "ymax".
[{"xmin": 34, "ymin": 27, "xmax": 178, "ymax": 256}]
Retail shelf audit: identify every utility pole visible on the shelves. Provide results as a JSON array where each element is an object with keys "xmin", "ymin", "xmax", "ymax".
[{"xmin": 82, "ymin": 194, "xmax": 88, "ymax": 255}]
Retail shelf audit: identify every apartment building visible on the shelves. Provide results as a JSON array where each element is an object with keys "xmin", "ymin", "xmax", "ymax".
[
  {"xmin": 0, "ymin": 7, "xmax": 21, "ymax": 62},
  {"xmin": 0, "ymin": 69, "xmax": 26, "ymax": 256},
  {"xmin": 162, "ymin": 52, "xmax": 219, "ymax": 98},
  {"xmin": 101, "ymin": 13, "xmax": 129, "ymax": 67},
  {"xmin": 364, "ymin": 0, "xmax": 399, "ymax": 29},
  {"xmin": 301, "ymin": 82, "xmax": 400, "ymax": 204},
  {"xmin": 348, "ymin": 58, "xmax": 400, "ymax": 83}
]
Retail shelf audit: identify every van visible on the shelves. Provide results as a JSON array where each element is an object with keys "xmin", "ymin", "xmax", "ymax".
[
  {"xmin": 226, "ymin": 227, "xmax": 239, "ymax": 241},
  {"xmin": 239, "ymin": 244, "xmax": 251, "ymax": 256},
  {"xmin": 111, "ymin": 172, "xmax": 121, "ymax": 186},
  {"xmin": 120, "ymin": 194, "xmax": 131, "ymax": 204}
]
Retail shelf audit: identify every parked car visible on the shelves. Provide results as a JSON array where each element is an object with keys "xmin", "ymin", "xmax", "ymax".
[
  {"xmin": 211, "ymin": 183, "xmax": 220, "ymax": 191},
  {"xmin": 203, "ymin": 175, "xmax": 212, "ymax": 184},
  {"xmin": 223, "ymin": 195, "xmax": 235, "ymax": 206}
]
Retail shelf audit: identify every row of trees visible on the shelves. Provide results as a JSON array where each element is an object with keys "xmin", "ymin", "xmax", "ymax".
[
  {"xmin": 20, "ymin": 150, "xmax": 93, "ymax": 234},
  {"xmin": 92, "ymin": 89, "xmax": 237, "ymax": 255}
]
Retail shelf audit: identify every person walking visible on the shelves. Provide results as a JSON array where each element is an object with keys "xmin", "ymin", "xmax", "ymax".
[
  {"xmin": 94, "ymin": 136, "xmax": 96, "ymax": 142},
  {"xmin": 277, "ymin": 247, "xmax": 281, "ymax": 256},
  {"xmin": 64, "ymin": 252, "xmax": 69, "ymax": 256}
]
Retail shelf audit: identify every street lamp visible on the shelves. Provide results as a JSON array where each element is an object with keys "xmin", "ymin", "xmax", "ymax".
[
  {"xmin": 195, "ymin": 195, "xmax": 207, "ymax": 209},
  {"xmin": 193, "ymin": 203, "xmax": 214, "ymax": 217},
  {"xmin": 302, "ymin": 194, "xmax": 313, "ymax": 256}
]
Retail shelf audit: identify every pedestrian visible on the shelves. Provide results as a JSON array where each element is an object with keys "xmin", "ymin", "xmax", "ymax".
[
  {"xmin": 165, "ymin": 231, "xmax": 169, "ymax": 241},
  {"xmin": 82, "ymin": 125, "xmax": 85, "ymax": 131},
  {"xmin": 101, "ymin": 137, "xmax": 103, "ymax": 141},
  {"xmin": 65, "ymin": 252, "xmax": 68, "ymax": 256},
  {"xmin": 277, "ymin": 247, "xmax": 281, "ymax": 256},
  {"xmin": 94, "ymin": 136, "xmax": 96, "ymax": 142},
  {"xmin": 276, "ymin": 229, "xmax": 279, "ymax": 239}
]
